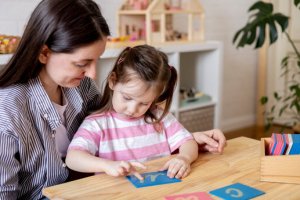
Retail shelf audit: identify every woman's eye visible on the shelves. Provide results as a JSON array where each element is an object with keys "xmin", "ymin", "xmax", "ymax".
[{"xmin": 75, "ymin": 63, "xmax": 88, "ymax": 67}]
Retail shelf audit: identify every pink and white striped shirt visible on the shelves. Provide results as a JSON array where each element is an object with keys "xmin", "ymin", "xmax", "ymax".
[{"xmin": 68, "ymin": 110, "xmax": 193, "ymax": 162}]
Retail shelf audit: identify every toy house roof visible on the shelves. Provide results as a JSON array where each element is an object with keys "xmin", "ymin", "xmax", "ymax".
[{"xmin": 120, "ymin": 0, "xmax": 204, "ymax": 14}]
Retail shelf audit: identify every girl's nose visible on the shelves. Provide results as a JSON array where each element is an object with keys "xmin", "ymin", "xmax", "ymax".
[{"xmin": 127, "ymin": 104, "xmax": 138, "ymax": 115}]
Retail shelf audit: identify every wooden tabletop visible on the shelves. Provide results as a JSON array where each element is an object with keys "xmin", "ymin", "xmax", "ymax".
[{"xmin": 43, "ymin": 137, "xmax": 300, "ymax": 199}]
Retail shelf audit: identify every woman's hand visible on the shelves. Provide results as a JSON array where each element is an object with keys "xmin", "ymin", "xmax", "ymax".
[
  {"xmin": 160, "ymin": 155, "xmax": 191, "ymax": 179},
  {"xmin": 103, "ymin": 160, "xmax": 146, "ymax": 180},
  {"xmin": 193, "ymin": 129, "xmax": 227, "ymax": 153}
]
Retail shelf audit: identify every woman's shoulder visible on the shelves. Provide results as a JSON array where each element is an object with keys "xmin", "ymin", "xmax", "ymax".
[
  {"xmin": 0, "ymin": 84, "xmax": 31, "ymax": 132},
  {"xmin": 0, "ymin": 83, "xmax": 30, "ymax": 106}
]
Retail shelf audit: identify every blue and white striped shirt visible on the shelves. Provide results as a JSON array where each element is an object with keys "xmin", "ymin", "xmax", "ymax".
[{"xmin": 0, "ymin": 77, "xmax": 101, "ymax": 200}]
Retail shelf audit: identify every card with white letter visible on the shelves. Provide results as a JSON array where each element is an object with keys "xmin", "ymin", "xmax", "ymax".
[
  {"xmin": 126, "ymin": 170, "xmax": 181, "ymax": 188},
  {"xmin": 209, "ymin": 183, "xmax": 265, "ymax": 200}
]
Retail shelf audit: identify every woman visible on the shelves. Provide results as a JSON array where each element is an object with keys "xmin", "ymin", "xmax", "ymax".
[{"xmin": 0, "ymin": 0, "xmax": 226, "ymax": 199}]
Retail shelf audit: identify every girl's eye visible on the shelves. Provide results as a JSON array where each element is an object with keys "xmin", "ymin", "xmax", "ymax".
[{"xmin": 123, "ymin": 96, "xmax": 131, "ymax": 101}]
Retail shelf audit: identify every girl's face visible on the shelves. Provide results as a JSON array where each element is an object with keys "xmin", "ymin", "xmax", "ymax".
[
  {"xmin": 39, "ymin": 38, "xmax": 107, "ymax": 88},
  {"xmin": 109, "ymin": 75, "xmax": 158, "ymax": 119}
]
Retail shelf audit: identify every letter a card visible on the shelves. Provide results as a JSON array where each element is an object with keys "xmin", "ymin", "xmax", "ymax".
[
  {"xmin": 126, "ymin": 170, "xmax": 181, "ymax": 188},
  {"xmin": 209, "ymin": 183, "xmax": 265, "ymax": 200}
]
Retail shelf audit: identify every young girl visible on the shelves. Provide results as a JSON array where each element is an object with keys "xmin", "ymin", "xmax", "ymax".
[{"xmin": 66, "ymin": 45, "xmax": 198, "ymax": 180}]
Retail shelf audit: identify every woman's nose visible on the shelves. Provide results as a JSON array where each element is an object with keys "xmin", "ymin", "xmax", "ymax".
[{"xmin": 85, "ymin": 64, "xmax": 97, "ymax": 80}]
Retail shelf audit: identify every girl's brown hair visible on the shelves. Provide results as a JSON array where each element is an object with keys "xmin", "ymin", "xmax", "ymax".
[{"xmin": 97, "ymin": 44, "xmax": 178, "ymax": 125}]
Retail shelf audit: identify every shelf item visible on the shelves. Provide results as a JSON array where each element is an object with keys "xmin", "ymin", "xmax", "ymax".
[
  {"xmin": 179, "ymin": 105, "xmax": 214, "ymax": 132},
  {"xmin": 180, "ymin": 93, "xmax": 212, "ymax": 108},
  {"xmin": 0, "ymin": 35, "xmax": 21, "ymax": 54},
  {"xmin": 116, "ymin": 0, "xmax": 205, "ymax": 45},
  {"xmin": 261, "ymin": 138, "xmax": 300, "ymax": 184}
]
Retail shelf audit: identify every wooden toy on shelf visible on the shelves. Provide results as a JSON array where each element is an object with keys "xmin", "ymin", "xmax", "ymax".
[
  {"xmin": 111, "ymin": 0, "xmax": 205, "ymax": 47},
  {"xmin": 0, "ymin": 35, "xmax": 21, "ymax": 54}
]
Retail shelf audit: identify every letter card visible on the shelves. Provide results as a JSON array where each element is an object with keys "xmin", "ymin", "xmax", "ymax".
[
  {"xmin": 126, "ymin": 170, "xmax": 181, "ymax": 188},
  {"xmin": 209, "ymin": 183, "xmax": 265, "ymax": 200},
  {"xmin": 165, "ymin": 192, "xmax": 213, "ymax": 200}
]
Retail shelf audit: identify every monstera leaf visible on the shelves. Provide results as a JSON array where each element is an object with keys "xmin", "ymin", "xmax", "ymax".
[
  {"xmin": 295, "ymin": 0, "xmax": 300, "ymax": 8},
  {"xmin": 234, "ymin": 0, "xmax": 300, "ymax": 131},
  {"xmin": 233, "ymin": 1, "xmax": 289, "ymax": 48}
]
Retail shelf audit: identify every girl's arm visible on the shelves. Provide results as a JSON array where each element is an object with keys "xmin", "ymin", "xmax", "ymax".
[
  {"xmin": 160, "ymin": 139, "xmax": 198, "ymax": 179},
  {"xmin": 66, "ymin": 150, "xmax": 146, "ymax": 180},
  {"xmin": 178, "ymin": 139, "xmax": 199, "ymax": 164}
]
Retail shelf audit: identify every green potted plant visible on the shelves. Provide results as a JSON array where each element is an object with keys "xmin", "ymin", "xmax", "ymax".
[{"xmin": 233, "ymin": 1, "xmax": 300, "ymax": 132}]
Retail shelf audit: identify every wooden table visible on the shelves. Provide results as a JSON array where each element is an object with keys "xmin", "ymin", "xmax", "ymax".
[{"xmin": 43, "ymin": 137, "xmax": 300, "ymax": 199}]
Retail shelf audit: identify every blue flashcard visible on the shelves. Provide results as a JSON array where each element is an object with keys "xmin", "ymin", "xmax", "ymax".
[
  {"xmin": 289, "ymin": 134, "xmax": 300, "ymax": 155},
  {"xmin": 126, "ymin": 170, "xmax": 181, "ymax": 188},
  {"xmin": 209, "ymin": 183, "xmax": 265, "ymax": 200}
]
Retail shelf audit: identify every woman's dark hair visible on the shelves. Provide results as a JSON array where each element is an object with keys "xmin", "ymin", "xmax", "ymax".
[
  {"xmin": 0, "ymin": 0, "xmax": 110, "ymax": 86},
  {"xmin": 97, "ymin": 44, "xmax": 178, "ymax": 126}
]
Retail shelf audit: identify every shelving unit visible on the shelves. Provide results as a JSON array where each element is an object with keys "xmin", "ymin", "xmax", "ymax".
[
  {"xmin": 0, "ymin": 41, "xmax": 223, "ymax": 132},
  {"xmin": 0, "ymin": 54, "xmax": 12, "ymax": 67}
]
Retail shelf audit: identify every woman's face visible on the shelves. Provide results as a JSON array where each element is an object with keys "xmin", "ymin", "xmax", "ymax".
[{"xmin": 39, "ymin": 38, "xmax": 107, "ymax": 88}]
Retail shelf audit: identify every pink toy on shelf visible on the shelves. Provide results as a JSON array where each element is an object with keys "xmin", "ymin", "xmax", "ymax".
[{"xmin": 117, "ymin": 0, "xmax": 205, "ymax": 44}]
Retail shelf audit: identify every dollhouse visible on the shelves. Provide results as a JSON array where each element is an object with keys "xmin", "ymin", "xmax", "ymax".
[{"xmin": 115, "ymin": 0, "xmax": 205, "ymax": 45}]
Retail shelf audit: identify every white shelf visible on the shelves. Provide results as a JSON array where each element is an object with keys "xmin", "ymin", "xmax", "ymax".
[
  {"xmin": 0, "ymin": 54, "xmax": 12, "ymax": 65},
  {"xmin": 179, "ymin": 101, "xmax": 216, "ymax": 112},
  {"xmin": 102, "ymin": 41, "xmax": 221, "ymax": 58}
]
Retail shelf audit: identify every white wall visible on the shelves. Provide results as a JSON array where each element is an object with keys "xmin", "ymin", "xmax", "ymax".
[{"xmin": 0, "ymin": 0, "xmax": 258, "ymax": 132}]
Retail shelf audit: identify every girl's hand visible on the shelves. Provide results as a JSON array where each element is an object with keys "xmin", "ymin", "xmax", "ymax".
[
  {"xmin": 160, "ymin": 155, "xmax": 191, "ymax": 179},
  {"xmin": 103, "ymin": 160, "xmax": 146, "ymax": 180}
]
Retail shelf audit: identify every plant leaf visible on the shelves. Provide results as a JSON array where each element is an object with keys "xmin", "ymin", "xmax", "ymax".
[
  {"xmin": 233, "ymin": 1, "xmax": 289, "ymax": 48},
  {"xmin": 255, "ymin": 23, "xmax": 266, "ymax": 48},
  {"xmin": 249, "ymin": 1, "xmax": 273, "ymax": 13},
  {"xmin": 279, "ymin": 104, "xmax": 288, "ymax": 116},
  {"xmin": 260, "ymin": 96, "xmax": 268, "ymax": 104},
  {"xmin": 273, "ymin": 92, "xmax": 281, "ymax": 100},
  {"xmin": 268, "ymin": 19, "xmax": 278, "ymax": 44},
  {"xmin": 281, "ymin": 56, "xmax": 289, "ymax": 69},
  {"xmin": 295, "ymin": 0, "xmax": 300, "ymax": 8},
  {"xmin": 247, "ymin": 27, "xmax": 257, "ymax": 44},
  {"xmin": 273, "ymin": 13, "xmax": 289, "ymax": 32},
  {"xmin": 271, "ymin": 105, "xmax": 275, "ymax": 113}
]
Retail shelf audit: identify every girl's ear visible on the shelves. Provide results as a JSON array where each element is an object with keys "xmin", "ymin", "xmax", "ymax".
[
  {"xmin": 39, "ymin": 45, "xmax": 51, "ymax": 64},
  {"xmin": 108, "ymin": 72, "xmax": 117, "ymax": 90}
]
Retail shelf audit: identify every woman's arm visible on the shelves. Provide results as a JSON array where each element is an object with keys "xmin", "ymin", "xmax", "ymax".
[
  {"xmin": 0, "ymin": 132, "xmax": 19, "ymax": 200},
  {"xmin": 193, "ymin": 129, "xmax": 227, "ymax": 153}
]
